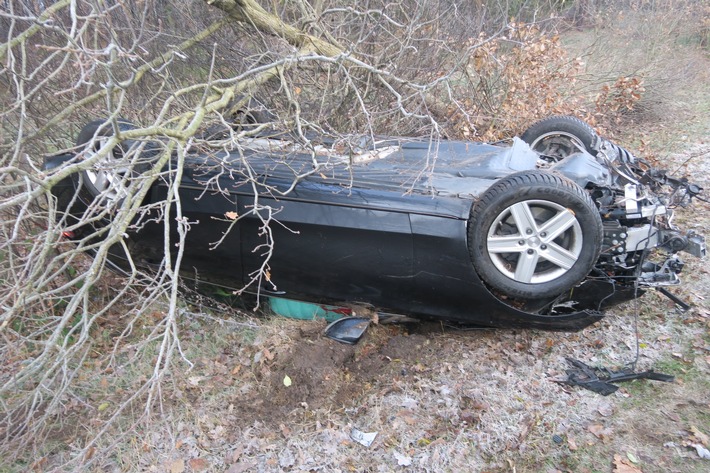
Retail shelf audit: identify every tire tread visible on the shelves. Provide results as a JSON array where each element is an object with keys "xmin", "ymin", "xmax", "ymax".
[
  {"xmin": 467, "ymin": 170, "xmax": 602, "ymax": 299},
  {"xmin": 520, "ymin": 115, "xmax": 598, "ymax": 156}
]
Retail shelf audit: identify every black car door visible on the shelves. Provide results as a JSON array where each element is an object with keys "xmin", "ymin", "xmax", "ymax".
[{"xmin": 238, "ymin": 180, "xmax": 415, "ymax": 307}]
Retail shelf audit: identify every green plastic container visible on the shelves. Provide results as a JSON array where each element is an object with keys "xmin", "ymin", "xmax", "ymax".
[{"xmin": 268, "ymin": 297, "xmax": 351, "ymax": 322}]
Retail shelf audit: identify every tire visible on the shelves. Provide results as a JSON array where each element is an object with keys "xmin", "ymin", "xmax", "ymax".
[
  {"xmin": 521, "ymin": 116, "xmax": 599, "ymax": 161},
  {"xmin": 76, "ymin": 119, "xmax": 157, "ymax": 203},
  {"xmin": 225, "ymin": 95, "xmax": 274, "ymax": 131},
  {"xmin": 468, "ymin": 171, "xmax": 602, "ymax": 299},
  {"xmin": 202, "ymin": 95, "xmax": 275, "ymax": 140}
]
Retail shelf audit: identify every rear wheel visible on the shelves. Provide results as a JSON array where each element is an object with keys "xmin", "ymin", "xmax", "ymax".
[
  {"xmin": 521, "ymin": 116, "xmax": 599, "ymax": 161},
  {"xmin": 76, "ymin": 119, "xmax": 136, "ymax": 203},
  {"xmin": 76, "ymin": 119, "xmax": 159, "ymax": 204},
  {"xmin": 468, "ymin": 171, "xmax": 602, "ymax": 299}
]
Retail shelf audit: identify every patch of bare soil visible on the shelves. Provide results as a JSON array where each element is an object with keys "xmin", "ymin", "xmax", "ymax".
[{"xmin": 197, "ymin": 323, "xmax": 446, "ymax": 427}]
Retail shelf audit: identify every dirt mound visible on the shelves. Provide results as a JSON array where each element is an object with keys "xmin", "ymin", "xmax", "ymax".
[{"xmin": 225, "ymin": 323, "xmax": 445, "ymax": 427}]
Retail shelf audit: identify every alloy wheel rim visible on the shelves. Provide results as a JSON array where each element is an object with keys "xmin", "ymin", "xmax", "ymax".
[{"xmin": 486, "ymin": 199, "xmax": 583, "ymax": 284}]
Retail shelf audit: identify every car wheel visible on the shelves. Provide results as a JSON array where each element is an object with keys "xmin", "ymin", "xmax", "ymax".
[
  {"xmin": 521, "ymin": 116, "xmax": 599, "ymax": 161},
  {"xmin": 75, "ymin": 119, "xmax": 155, "ymax": 203},
  {"xmin": 225, "ymin": 95, "xmax": 274, "ymax": 132},
  {"xmin": 468, "ymin": 171, "xmax": 602, "ymax": 299}
]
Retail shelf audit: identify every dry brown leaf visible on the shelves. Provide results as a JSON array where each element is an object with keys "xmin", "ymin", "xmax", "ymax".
[
  {"xmin": 613, "ymin": 454, "xmax": 643, "ymax": 473},
  {"xmin": 567, "ymin": 437, "xmax": 578, "ymax": 451},
  {"xmin": 588, "ymin": 424, "xmax": 604, "ymax": 437},
  {"xmin": 169, "ymin": 459, "xmax": 185, "ymax": 473},
  {"xmin": 280, "ymin": 423, "xmax": 291, "ymax": 438},
  {"xmin": 84, "ymin": 446, "xmax": 96, "ymax": 461},
  {"xmin": 589, "ymin": 423, "xmax": 614, "ymax": 441},
  {"xmin": 226, "ymin": 462, "xmax": 256, "ymax": 473},
  {"xmin": 598, "ymin": 401, "xmax": 614, "ymax": 417},
  {"xmin": 189, "ymin": 458, "xmax": 209, "ymax": 472},
  {"xmin": 225, "ymin": 446, "xmax": 243, "ymax": 464},
  {"xmin": 661, "ymin": 410, "xmax": 680, "ymax": 422},
  {"xmin": 690, "ymin": 425, "xmax": 710, "ymax": 446},
  {"xmin": 396, "ymin": 409, "xmax": 418, "ymax": 425},
  {"xmin": 472, "ymin": 400, "xmax": 489, "ymax": 411},
  {"xmin": 460, "ymin": 410, "xmax": 481, "ymax": 425}
]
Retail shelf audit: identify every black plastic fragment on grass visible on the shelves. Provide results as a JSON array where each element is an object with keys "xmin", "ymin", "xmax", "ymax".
[{"xmin": 558, "ymin": 357, "xmax": 675, "ymax": 396}]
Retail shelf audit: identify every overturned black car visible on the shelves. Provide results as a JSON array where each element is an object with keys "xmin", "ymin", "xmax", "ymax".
[{"xmin": 45, "ymin": 115, "xmax": 706, "ymax": 330}]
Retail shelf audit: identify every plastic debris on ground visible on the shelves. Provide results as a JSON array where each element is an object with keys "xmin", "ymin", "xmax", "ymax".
[
  {"xmin": 325, "ymin": 317, "xmax": 371, "ymax": 344},
  {"xmin": 558, "ymin": 357, "xmax": 674, "ymax": 395},
  {"xmin": 350, "ymin": 428, "xmax": 378, "ymax": 447}
]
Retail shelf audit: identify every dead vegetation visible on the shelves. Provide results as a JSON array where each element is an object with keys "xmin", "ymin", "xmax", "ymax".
[
  {"xmin": 1, "ymin": 0, "xmax": 710, "ymax": 471},
  {"xmin": 34, "ymin": 258, "xmax": 710, "ymax": 472}
]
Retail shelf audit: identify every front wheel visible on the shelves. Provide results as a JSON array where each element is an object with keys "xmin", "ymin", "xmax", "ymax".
[{"xmin": 468, "ymin": 171, "xmax": 602, "ymax": 299}]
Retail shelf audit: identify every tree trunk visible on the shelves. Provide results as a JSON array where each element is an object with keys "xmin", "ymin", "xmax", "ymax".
[{"xmin": 204, "ymin": 0, "xmax": 345, "ymax": 56}]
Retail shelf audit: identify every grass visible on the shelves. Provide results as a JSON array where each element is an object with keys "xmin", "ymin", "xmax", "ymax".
[{"xmin": 560, "ymin": 2, "xmax": 710, "ymax": 153}]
